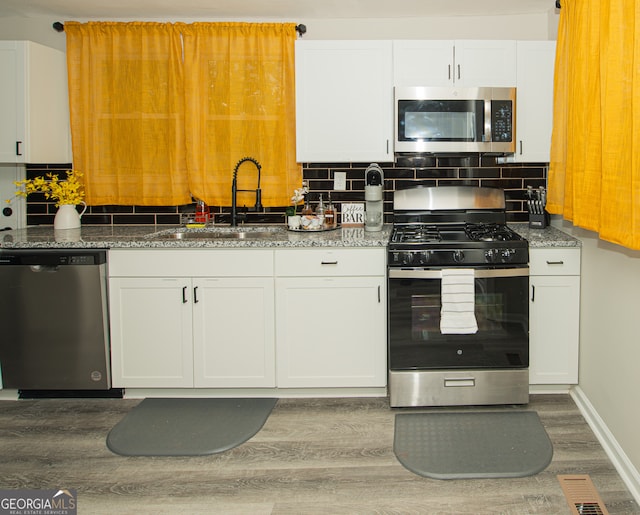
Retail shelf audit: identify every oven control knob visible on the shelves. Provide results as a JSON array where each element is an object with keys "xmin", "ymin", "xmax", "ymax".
[
  {"xmin": 484, "ymin": 248, "xmax": 499, "ymax": 263},
  {"xmin": 417, "ymin": 250, "xmax": 433, "ymax": 265},
  {"xmin": 400, "ymin": 252, "xmax": 414, "ymax": 266},
  {"xmin": 500, "ymin": 249, "xmax": 515, "ymax": 262},
  {"xmin": 452, "ymin": 250, "xmax": 465, "ymax": 263}
]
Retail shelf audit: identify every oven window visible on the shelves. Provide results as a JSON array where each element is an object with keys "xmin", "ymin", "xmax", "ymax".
[
  {"xmin": 398, "ymin": 100, "xmax": 485, "ymax": 142},
  {"xmin": 389, "ymin": 275, "xmax": 528, "ymax": 370}
]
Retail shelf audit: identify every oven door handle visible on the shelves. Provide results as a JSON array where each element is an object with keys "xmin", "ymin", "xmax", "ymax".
[{"xmin": 388, "ymin": 267, "xmax": 529, "ymax": 279}]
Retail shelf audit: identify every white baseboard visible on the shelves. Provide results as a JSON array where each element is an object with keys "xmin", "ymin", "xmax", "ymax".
[
  {"xmin": 571, "ymin": 386, "xmax": 640, "ymax": 505},
  {"xmin": 0, "ymin": 389, "xmax": 19, "ymax": 400},
  {"xmin": 123, "ymin": 387, "xmax": 388, "ymax": 400}
]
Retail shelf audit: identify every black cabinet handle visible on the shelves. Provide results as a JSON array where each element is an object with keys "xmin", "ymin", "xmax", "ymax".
[
  {"xmin": 193, "ymin": 286, "xmax": 199, "ymax": 303},
  {"xmin": 182, "ymin": 286, "xmax": 188, "ymax": 303},
  {"xmin": 531, "ymin": 284, "xmax": 535, "ymax": 302},
  {"xmin": 16, "ymin": 141, "xmax": 22, "ymax": 156}
]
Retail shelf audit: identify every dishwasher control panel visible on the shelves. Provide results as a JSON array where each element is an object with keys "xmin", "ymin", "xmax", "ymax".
[{"xmin": 0, "ymin": 250, "xmax": 107, "ymax": 266}]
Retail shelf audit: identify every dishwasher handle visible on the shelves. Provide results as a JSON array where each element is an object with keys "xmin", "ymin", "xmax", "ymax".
[{"xmin": 29, "ymin": 265, "xmax": 60, "ymax": 273}]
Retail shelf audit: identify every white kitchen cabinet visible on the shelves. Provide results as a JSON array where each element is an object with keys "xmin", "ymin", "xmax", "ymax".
[
  {"xmin": 0, "ymin": 41, "xmax": 71, "ymax": 164},
  {"xmin": 109, "ymin": 276, "xmax": 194, "ymax": 388},
  {"xmin": 108, "ymin": 249, "xmax": 275, "ymax": 389},
  {"xmin": 295, "ymin": 40, "xmax": 393, "ymax": 162},
  {"xmin": 529, "ymin": 247, "xmax": 581, "ymax": 384},
  {"xmin": 275, "ymin": 248, "xmax": 387, "ymax": 388},
  {"xmin": 393, "ymin": 40, "xmax": 517, "ymax": 87},
  {"xmin": 514, "ymin": 41, "xmax": 556, "ymax": 162}
]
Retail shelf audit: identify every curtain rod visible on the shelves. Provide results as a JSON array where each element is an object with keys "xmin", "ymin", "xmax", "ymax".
[{"xmin": 53, "ymin": 21, "xmax": 307, "ymax": 35}]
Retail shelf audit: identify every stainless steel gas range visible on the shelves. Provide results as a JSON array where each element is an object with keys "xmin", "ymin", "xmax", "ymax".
[{"xmin": 387, "ymin": 186, "xmax": 529, "ymax": 407}]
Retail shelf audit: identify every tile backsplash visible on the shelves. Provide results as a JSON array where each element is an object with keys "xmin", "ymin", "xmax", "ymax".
[{"xmin": 24, "ymin": 155, "xmax": 546, "ymax": 226}]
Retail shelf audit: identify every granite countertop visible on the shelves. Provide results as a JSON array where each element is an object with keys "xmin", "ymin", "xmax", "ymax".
[
  {"xmin": 0, "ymin": 224, "xmax": 392, "ymax": 249},
  {"xmin": 509, "ymin": 223, "xmax": 582, "ymax": 248},
  {"xmin": 0, "ymin": 222, "xmax": 579, "ymax": 250}
]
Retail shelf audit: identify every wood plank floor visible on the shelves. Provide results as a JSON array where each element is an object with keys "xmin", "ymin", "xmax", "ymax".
[{"xmin": 0, "ymin": 394, "xmax": 638, "ymax": 514}]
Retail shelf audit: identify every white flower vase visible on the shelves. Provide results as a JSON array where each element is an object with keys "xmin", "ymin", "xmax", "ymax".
[{"xmin": 54, "ymin": 202, "xmax": 87, "ymax": 230}]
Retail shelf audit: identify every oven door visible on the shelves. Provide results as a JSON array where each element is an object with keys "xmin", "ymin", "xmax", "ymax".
[{"xmin": 388, "ymin": 267, "xmax": 529, "ymax": 371}]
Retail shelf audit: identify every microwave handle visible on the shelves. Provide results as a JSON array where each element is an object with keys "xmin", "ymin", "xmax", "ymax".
[{"xmin": 484, "ymin": 99, "xmax": 493, "ymax": 142}]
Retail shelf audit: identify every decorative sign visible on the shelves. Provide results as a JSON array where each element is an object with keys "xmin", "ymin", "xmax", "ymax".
[{"xmin": 341, "ymin": 202, "xmax": 365, "ymax": 226}]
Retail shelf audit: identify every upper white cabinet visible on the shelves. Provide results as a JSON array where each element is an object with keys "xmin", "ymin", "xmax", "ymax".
[
  {"xmin": 393, "ymin": 40, "xmax": 517, "ymax": 87},
  {"xmin": 529, "ymin": 247, "xmax": 581, "ymax": 385},
  {"xmin": 295, "ymin": 40, "xmax": 393, "ymax": 163},
  {"xmin": 514, "ymin": 41, "xmax": 556, "ymax": 162},
  {"xmin": 0, "ymin": 41, "xmax": 71, "ymax": 164}
]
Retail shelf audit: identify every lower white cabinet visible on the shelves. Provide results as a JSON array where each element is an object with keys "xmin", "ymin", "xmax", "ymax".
[
  {"xmin": 108, "ymin": 249, "xmax": 275, "ymax": 388},
  {"xmin": 529, "ymin": 247, "xmax": 581, "ymax": 384},
  {"xmin": 108, "ymin": 246, "xmax": 388, "ymax": 391},
  {"xmin": 274, "ymin": 248, "xmax": 387, "ymax": 388}
]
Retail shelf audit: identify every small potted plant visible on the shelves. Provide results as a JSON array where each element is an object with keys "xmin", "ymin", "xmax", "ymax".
[
  {"xmin": 10, "ymin": 169, "xmax": 87, "ymax": 229},
  {"xmin": 287, "ymin": 180, "xmax": 308, "ymax": 230}
]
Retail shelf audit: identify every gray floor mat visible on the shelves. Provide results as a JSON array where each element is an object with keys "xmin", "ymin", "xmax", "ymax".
[
  {"xmin": 394, "ymin": 410, "xmax": 553, "ymax": 479},
  {"xmin": 107, "ymin": 397, "xmax": 277, "ymax": 456}
]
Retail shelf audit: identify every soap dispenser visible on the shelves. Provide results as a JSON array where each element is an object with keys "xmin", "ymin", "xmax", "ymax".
[{"xmin": 364, "ymin": 163, "xmax": 384, "ymax": 232}]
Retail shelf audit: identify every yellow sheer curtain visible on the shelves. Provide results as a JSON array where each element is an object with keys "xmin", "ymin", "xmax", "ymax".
[
  {"xmin": 179, "ymin": 22, "xmax": 301, "ymax": 207},
  {"xmin": 548, "ymin": 0, "xmax": 640, "ymax": 249},
  {"xmin": 65, "ymin": 22, "xmax": 191, "ymax": 205}
]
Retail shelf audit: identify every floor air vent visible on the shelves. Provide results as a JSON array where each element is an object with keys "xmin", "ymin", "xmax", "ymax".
[{"xmin": 558, "ymin": 475, "xmax": 610, "ymax": 515}]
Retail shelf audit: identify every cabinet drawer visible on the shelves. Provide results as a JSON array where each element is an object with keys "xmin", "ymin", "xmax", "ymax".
[
  {"xmin": 275, "ymin": 248, "xmax": 386, "ymax": 277},
  {"xmin": 529, "ymin": 248, "xmax": 581, "ymax": 276},
  {"xmin": 109, "ymin": 249, "xmax": 274, "ymax": 277}
]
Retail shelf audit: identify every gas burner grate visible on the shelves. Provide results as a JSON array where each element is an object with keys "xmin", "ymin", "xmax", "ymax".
[
  {"xmin": 465, "ymin": 223, "xmax": 519, "ymax": 242},
  {"xmin": 392, "ymin": 226, "xmax": 442, "ymax": 244}
]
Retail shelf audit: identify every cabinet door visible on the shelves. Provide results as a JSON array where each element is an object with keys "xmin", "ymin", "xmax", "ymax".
[
  {"xmin": 0, "ymin": 41, "xmax": 71, "ymax": 164},
  {"xmin": 454, "ymin": 40, "xmax": 517, "ymax": 87},
  {"xmin": 295, "ymin": 40, "xmax": 393, "ymax": 162},
  {"xmin": 275, "ymin": 276, "xmax": 386, "ymax": 388},
  {"xmin": 393, "ymin": 40, "xmax": 455, "ymax": 86},
  {"xmin": 514, "ymin": 41, "xmax": 556, "ymax": 162},
  {"xmin": 529, "ymin": 275, "xmax": 580, "ymax": 384},
  {"xmin": 393, "ymin": 40, "xmax": 516, "ymax": 87},
  {"xmin": 0, "ymin": 42, "xmax": 22, "ymax": 163},
  {"xmin": 193, "ymin": 277, "xmax": 275, "ymax": 388},
  {"xmin": 109, "ymin": 277, "xmax": 193, "ymax": 388}
]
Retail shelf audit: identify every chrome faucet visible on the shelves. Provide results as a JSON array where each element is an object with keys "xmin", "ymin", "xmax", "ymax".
[{"xmin": 231, "ymin": 157, "xmax": 263, "ymax": 226}]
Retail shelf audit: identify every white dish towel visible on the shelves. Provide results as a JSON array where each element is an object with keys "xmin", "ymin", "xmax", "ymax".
[{"xmin": 440, "ymin": 269, "xmax": 478, "ymax": 334}]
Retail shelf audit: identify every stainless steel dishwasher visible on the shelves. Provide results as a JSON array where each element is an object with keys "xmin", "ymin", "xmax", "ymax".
[{"xmin": 0, "ymin": 249, "xmax": 111, "ymax": 391}]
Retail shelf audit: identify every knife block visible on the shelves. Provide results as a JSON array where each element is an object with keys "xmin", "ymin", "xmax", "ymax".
[{"xmin": 529, "ymin": 211, "xmax": 549, "ymax": 229}]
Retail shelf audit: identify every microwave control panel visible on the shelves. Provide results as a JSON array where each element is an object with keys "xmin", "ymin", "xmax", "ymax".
[{"xmin": 491, "ymin": 100, "xmax": 513, "ymax": 142}]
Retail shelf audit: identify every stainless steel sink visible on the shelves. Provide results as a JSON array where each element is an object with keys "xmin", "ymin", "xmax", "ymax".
[
  {"xmin": 147, "ymin": 227, "xmax": 283, "ymax": 240},
  {"xmin": 156, "ymin": 231, "xmax": 276, "ymax": 240}
]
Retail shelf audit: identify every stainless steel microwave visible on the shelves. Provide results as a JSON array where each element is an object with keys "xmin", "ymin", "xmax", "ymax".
[{"xmin": 394, "ymin": 86, "xmax": 516, "ymax": 154}]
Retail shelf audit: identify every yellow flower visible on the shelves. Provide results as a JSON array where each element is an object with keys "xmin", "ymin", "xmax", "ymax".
[{"xmin": 11, "ymin": 170, "xmax": 85, "ymax": 207}]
